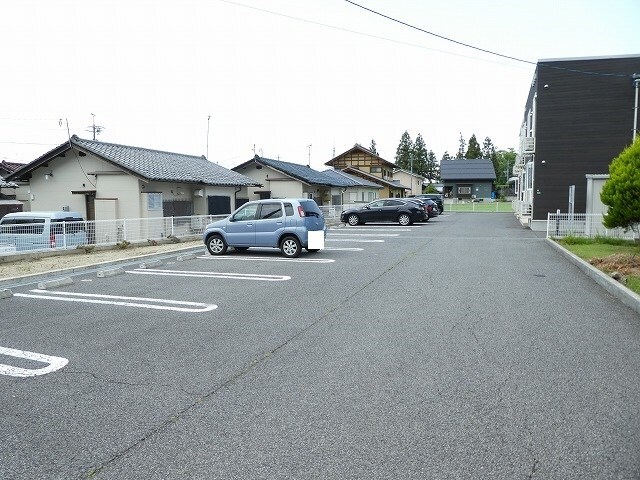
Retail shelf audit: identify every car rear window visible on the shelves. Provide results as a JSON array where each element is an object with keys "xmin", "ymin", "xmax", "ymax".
[{"xmin": 299, "ymin": 200, "xmax": 322, "ymax": 217}]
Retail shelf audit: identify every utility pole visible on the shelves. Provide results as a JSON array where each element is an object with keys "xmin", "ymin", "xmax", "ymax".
[
  {"xmin": 206, "ymin": 115, "xmax": 211, "ymax": 160},
  {"xmin": 86, "ymin": 113, "xmax": 104, "ymax": 140}
]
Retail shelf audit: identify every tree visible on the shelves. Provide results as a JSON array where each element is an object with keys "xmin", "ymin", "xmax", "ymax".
[
  {"xmin": 494, "ymin": 148, "xmax": 517, "ymax": 186},
  {"xmin": 425, "ymin": 150, "xmax": 439, "ymax": 182},
  {"xmin": 456, "ymin": 133, "xmax": 466, "ymax": 159},
  {"xmin": 482, "ymin": 137, "xmax": 499, "ymax": 180},
  {"xmin": 395, "ymin": 131, "xmax": 413, "ymax": 171},
  {"xmin": 465, "ymin": 134, "xmax": 481, "ymax": 159},
  {"xmin": 369, "ymin": 139, "xmax": 378, "ymax": 155},
  {"xmin": 412, "ymin": 133, "xmax": 428, "ymax": 175},
  {"xmin": 441, "ymin": 151, "xmax": 452, "ymax": 161},
  {"xmin": 600, "ymin": 138, "xmax": 640, "ymax": 235}
]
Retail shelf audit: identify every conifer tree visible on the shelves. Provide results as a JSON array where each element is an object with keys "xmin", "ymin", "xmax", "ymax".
[
  {"xmin": 369, "ymin": 139, "xmax": 378, "ymax": 155},
  {"xmin": 395, "ymin": 131, "xmax": 413, "ymax": 171},
  {"xmin": 465, "ymin": 134, "xmax": 482, "ymax": 159}
]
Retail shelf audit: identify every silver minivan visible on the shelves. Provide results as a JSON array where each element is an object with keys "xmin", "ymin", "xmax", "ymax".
[{"xmin": 0, "ymin": 211, "xmax": 88, "ymax": 252}]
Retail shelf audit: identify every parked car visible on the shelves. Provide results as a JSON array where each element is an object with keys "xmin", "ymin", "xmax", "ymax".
[
  {"xmin": 0, "ymin": 211, "xmax": 87, "ymax": 251},
  {"xmin": 203, "ymin": 199, "xmax": 326, "ymax": 258},
  {"xmin": 404, "ymin": 198, "xmax": 432, "ymax": 222},
  {"xmin": 413, "ymin": 193, "xmax": 444, "ymax": 213},
  {"xmin": 404, "ymin": 197, "xmax": 438, "ymax": 221},
  {"xmin": 340, "ymin": 199, "xmax": 425, "ymax": 226}
]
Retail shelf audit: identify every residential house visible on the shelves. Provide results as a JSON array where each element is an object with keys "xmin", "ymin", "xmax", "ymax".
[
  {"xmin": 514, "ymin": 54, "xmax": 640, "ymax": 231},
  {"xmin": 325, "ymin": 144, "xmax": 409, "ymax": 198},
  {"xmin": 5, "ymin": 135, "xmax": 261, "ymax": 221},
  {"xmin": 0, "ymin": 161, "xmax": 24, "ymax": 217},
  {"xmin": 320, "ymin": 168, "xmax": 383, "ymax": 205},
  {"xmin": 440, "ymin": 159, "xmax": 496, "ymax": 200},
  {"xmin": 393, "ymin": 168, "xmax": 424, "ymax": 196},
  {"xmin": 232, "ymin": 155, "xmax": 381, "ymax": 206}
]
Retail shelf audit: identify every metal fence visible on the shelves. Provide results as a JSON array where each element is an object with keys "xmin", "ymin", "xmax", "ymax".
[
  {"xmin": 546, "ymin": 213, "xmax": 637, "ymax": 240},
  {"xmin": 0, "ymin": 215, "xmax": 226, "ymax": 255}
]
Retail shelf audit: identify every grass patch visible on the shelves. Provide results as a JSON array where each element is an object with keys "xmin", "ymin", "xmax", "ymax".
[{"xmin": 556, "ymin": 237, "xmax": 640, "ymax": 295}]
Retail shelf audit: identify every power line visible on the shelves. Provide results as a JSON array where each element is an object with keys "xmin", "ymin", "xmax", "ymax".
[
  {"xmin": 344, "ymin": 0, "xmax": 535, "ymax": 65},
  {"xmin": 218, "ymin": 0, "xmax": 532, "ymax": 70},
  {"xmin": 344, "ymin": 0, "xmax": 634, "ymax": 78}
]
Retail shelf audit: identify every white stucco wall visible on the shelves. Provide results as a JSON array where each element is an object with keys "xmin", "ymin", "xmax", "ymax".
[{"xmin": 585, "ymin": 174, "xmax": 609, "ymax": 215}]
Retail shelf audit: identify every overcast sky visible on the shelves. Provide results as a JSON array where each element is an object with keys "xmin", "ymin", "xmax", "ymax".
[{"xmin": 2, "ymin": 0, "xmax": 639, "ymax": 170}]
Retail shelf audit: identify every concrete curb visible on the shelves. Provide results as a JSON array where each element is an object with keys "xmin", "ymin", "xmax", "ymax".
[
  {"xmin": 0, "ymin": 244, "xmax": 205, "ymax": 289},
  {"xmin": 546, "ymin": 238, "xmax": 640, "ymax": 315}
]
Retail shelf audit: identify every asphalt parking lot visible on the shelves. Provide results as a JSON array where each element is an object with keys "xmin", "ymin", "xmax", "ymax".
[{"xmin": 1, "ymin": 213, "xmax": 639, "ymax": 479}]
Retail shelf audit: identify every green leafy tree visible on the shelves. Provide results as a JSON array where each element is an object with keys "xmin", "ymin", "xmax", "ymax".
[
  {"xmin": 465, "ymin": 134, "xmax": 482, "ymax": 159},
  {"xmin": 369, "ymin": 139, "xmax": 378, "ymax": 155},
  {"xmin": 601, "ymin": 138, "xmax": 640, "ymax": 235},
  {"xmin": 441, "ymin": 151, "xmax": 452, "ymax": 161},
  {"xmin": 395, "ymin": 131, "xmax": 413, "ymax": 171},
  {"xmin": 456, "ymin": 133, "xmax": 466, "ymax": 159},
  {"xmin": 495, "ymin": 148, "xmax": 517, "ymax": 186}
]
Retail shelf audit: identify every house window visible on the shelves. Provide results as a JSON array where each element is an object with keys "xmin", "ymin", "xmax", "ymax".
[
  {"xmin": 458, "ymin": 186, "xmax": 471, "ymax": 195},
  {"xmin": 146, "ymin": 192, "xmax": 162, "ymax": 211},
  {"xmin": 370, "ymin": 167, "xmax": 381, "ymax": 173}
]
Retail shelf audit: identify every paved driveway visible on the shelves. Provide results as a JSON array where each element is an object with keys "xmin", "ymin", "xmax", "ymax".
[{"xmin": 1, "ymin": 213, "xmax": 639, "ymax": 479}]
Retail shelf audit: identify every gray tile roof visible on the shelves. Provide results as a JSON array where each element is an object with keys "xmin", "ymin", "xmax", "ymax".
[
  {"xmin": 342, "ymin": 167, "xmax": 410, "ymax": 190},
  {"xmin": 321, "ymin": 169, "xmax": 382, "ymax": 188},
  {"xmin": 70, "ymin": 136, "xmax": 260, "ymax": 187},
  {"xmin": 440, "ymin": 159, "xmax": 496, "ymax": 181},
  {"xmin": 0, "ymin": 176, "xmax": 18, "ymax": 188},
  {"xmin": 235, "ymin": 156, "xmax": 348, "ymax": 187}
]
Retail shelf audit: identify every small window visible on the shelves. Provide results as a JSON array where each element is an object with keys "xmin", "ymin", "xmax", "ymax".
[
  {"xmin": 368, "ymin": 200, "xmax": 384, "ymax": 208},
  {"xmin": 146, "ymin": 192, "xmax": 163, "ymax": 211},
  {"xmin": 284, "ymin": 203, "xmax": 294, "ymax": 216},
  {"xmin": 232, "ymin": 203, "xmax": 258, "ymax": 221},
  {"xmin": 259, "ymin": 203, "xmax": 282, "ymax": 219},
  {"xmin": 370, "ymin": 167, "xmax": 381, "ymax": 173},
  {"xmin": 458, "ymin": 186, "xmax": 471, "ymax": 195},
  {"xmin": 384, "ymin": 199, "xmax": 403, "ymax": 206}
]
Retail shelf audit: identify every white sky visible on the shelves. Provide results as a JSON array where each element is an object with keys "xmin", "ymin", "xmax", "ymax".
[{"xmin": 1, "ymin": 0, "xmax": 639, "ymax": 170}]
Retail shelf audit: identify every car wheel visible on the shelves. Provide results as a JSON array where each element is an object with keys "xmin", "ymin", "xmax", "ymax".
[
  {"xmin": 347, "ymin": 214, "xmax": 360, "ymax": 226},
  {"xmin": 398, "ymin": 213, "xmax": 411, "ymax": 226},
  {"xmin": 206, "ymin": 234, "xmax": 227, "ymax": 255},
  {"xmin": 280, "ymin": 235, "xmax": 301, "ymax": 258}
]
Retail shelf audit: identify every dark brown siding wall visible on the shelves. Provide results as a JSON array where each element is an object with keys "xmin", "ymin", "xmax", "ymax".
[{"xmin": 532, "ymin": 56, "xmax": 640, "ymax": 220}]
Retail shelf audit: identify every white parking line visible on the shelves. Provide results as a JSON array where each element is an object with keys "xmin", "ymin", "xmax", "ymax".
[
  {"xmin": 325, "ymin": 239, "xmax": 384, "ymax": 243},
  {"xmin": 328, "ymin": 233, "xmax": 399, "ymax": 237},
  {"xmin": 331, "ymin": 228, "xmax": 412, "ymax": 232},
  {"xmin": 14, "ymin": 290, "xmax": 218, "ymax": 312},
  {"xmin": 197, "ymin": 256, "xmax": 335, "ymax": 263},
  {"xmin": 127, "ymin": 268, "xmax": 291, "ymax": 281},
  {"xmin": 323, "ymin": 247, "xmax": 364, "ymax": 251},
  {"xmin": 0, "ymin": 346, "xmax": 68, "ymax": 378}
]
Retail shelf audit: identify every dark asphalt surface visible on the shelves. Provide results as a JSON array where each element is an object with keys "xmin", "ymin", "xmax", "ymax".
[{"xmin": 1, "ymin": 213, "xmax": 639, "ymax": 479}]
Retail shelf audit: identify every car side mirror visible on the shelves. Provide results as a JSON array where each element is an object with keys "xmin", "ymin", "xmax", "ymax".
[{"xmin": 364, "ymin": 205, "xmax": 370, "ymax": 210}]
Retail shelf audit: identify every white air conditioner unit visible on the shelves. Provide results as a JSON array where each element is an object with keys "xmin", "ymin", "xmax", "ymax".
[{"xmin": 522, "ymin": 137, "xmax": 535, "ymax": 153}]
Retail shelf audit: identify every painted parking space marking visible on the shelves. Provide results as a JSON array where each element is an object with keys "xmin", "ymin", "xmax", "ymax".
[
  {"xmin": 14, "ymin": 290, "xmax": 218, "ymax": 312},
  {"xmin": 196, "ymin": 256, "xmax": 335, "ymax": 264},
  {"xmin": 325, "ymin": 239, "xmax": 384, "ymax": 243},
  {"xmin": 127, "ymin": 268, "xmax": 291, "ymax": 281},
  {"xmin": 0, "ymin": 346, "xmax": 68, "ymax": 378},
  {"xmin": 331, "ymin": 228, "xmax": 412, "ymax": 232},
  {"xmin": 328, "ymin": 233, "xmax": 399, "ymax": 237},
  {"xmin": 323, "ymin": 247, "xmax": 364, "ymax": 251}
]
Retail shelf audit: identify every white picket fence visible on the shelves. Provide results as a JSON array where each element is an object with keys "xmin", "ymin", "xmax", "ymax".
[
  {"xmin": 546, "ymin": 213, "xmax": 637, "ymax": 240},
  {"xmin": 0, "ymin": 215, "xmax": 226, "ymax": 255}
]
